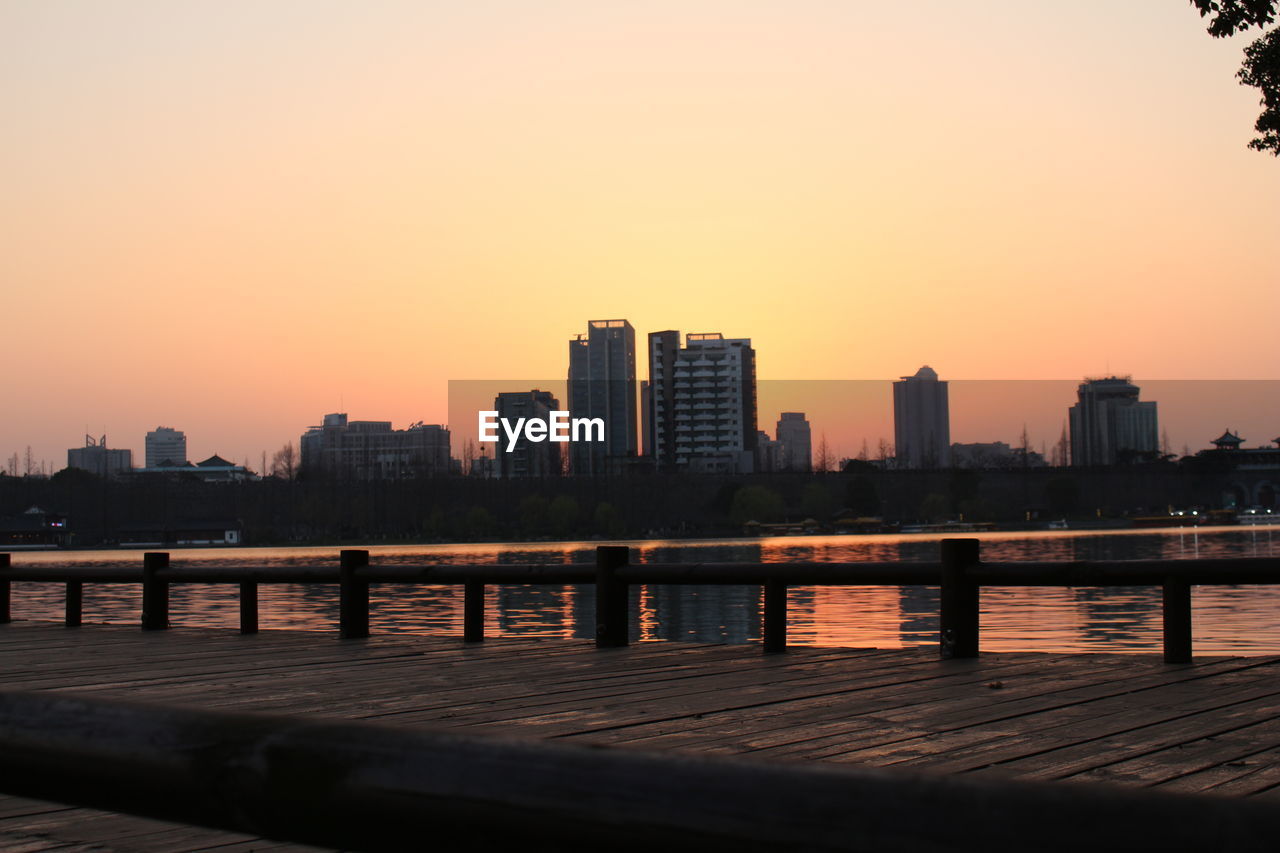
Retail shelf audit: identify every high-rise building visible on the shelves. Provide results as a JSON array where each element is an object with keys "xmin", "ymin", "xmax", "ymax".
[
  {"xmin": 145, "ymin": 427, "xmax": 187, "ymax": 468},
  {"xmin": 893, "ymin": 366, "xmax": 951, "ymax": 469},
  {"xmin": 646, "ymin": 332, "xmax": 757, "ymax": 473},
  {"xmin": 300, "ymin": 413, "xmax": 450, "ymax": 479},
  {"xmin": 755, "ymin": 430, "xmax": 782, "ymax": 473},
  {"xmin": 776, "ymin": 412, "xmax": 812, "ymax": 472},
  {"xmin": 567, "ymin": 320, "xmax": 637, "ymax": 475},
  {"xmin": 1068, "ymin": 377, "xmax": 1158, "ymax": 466},
  {"xmin": 67, "ymin": 435, "xmax": 132, "ymax": 478},
  {"xmin": 643, "ymin": 330, "xmax": 681, "ymax": 468},
  {"xmin": 493, "ymin": 390, "xmax": 562, "ymax": 478}
]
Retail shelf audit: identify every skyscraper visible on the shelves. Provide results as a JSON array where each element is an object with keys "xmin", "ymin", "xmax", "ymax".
[
  {"xmin": 567, "ymin": 320, "xmax": 636, "ymax": 475},
  {"xmin": 493, "ymin": 390, "xmax": 562, "ymax": 478},
  {"xmin": 67, "ymin": 435, "xmax": 132, "ymax": 478},
  {"xmin": 776, "ymin": 412, "xmax": 812, "ymax": 472},
  {"xmin": 145, "ymin": 426, "xmax": 187, "ymax": 468},
  {"xmin": 643, "ymin": 330, "xmax": 680, "ymax": 469},
  {"xmin": 646, "ymin": 332, "xmax": 757, "ymax": 473},
  {"xmin": 893, "ymin": 366, "xmax": 950, "ymax": 469},
  {"xmin": 1068, "ymin": 377, "xmax": 1158, "ymax": 466}
]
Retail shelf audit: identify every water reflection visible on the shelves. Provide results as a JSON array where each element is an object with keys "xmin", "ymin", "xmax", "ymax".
[{"xmin": 6, "ymin": 526, "xmax": 1278, "ymax": 654}]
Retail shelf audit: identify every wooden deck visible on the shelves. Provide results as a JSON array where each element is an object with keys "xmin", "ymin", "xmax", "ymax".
[{"xmin": 4, "ymin": 621, "xmax": 1280, "ymax": 851}]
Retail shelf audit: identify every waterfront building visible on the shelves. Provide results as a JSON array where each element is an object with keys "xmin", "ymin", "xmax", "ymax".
[
  {"xmin": 133, "ymin": 455, "xmax": 255, "ymax": 482},
  {"xmin": 1192, "ymin": 430, "xmax": 1280, "ymax": 508},
  {"xmin": 893, "ymin": 366, "xmax": 951, "ymax": 469},
  {"xmin": 646, "ymin": 332, "xmax": 757, "ymax": 473},
  {"xmin": 492, "ymin": 390, "xmax": 562, "ymax": 478},
  {"xmin": 1068, "ymin": 377, "xmax": 1158, "ymax": 466},
  {"xmin": 567, "ymin": 320, "xmax": 637, "ymax": 475},
  {"xmin": 67, "ymin": 435, "xmax": 132, "ymax": 478},
  {"xmin": 300, "ymin": 413, "xmax": 450, "ymax": 480},
  {"xmin": 145, "ymin": 427, "xmax": 187, "ymax": 468},
  {"xmin": 951, "ymin": 441, "xmax": 1047, "ymax": 469},
  {"xmin": 776, "ymin": 412, "xmax": 812, "ymax": 472},
  {"xmin": 755, "ymin": 431, "xmax": 782, "ymax": 473}
]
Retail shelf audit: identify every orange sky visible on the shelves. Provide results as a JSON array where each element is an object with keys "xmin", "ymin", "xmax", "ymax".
[{"xmin": 2, "ymin": 1, "xmax": 1277, "ymax": 469}]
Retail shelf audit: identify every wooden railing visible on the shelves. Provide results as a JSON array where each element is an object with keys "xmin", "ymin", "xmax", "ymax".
[
  {"xmin": 3, "ymin": 690, "xmax": 1280, "ymax": 852},
  {"xmin": 3, "ymin": 542, "xmax": 1279, "ymax": 663}
]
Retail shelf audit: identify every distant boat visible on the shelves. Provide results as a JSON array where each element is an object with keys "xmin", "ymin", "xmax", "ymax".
[{"xmin": 1047, "ymin": 519, "xmax": 1069, "ymax": 530}]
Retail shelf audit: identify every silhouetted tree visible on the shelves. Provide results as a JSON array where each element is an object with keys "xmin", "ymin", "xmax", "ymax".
[
  {"xmin": 270, "ymin": 443, "xmax": 298, "ymax": 480},
  {"xmin": 845, "ymin": 475, "xmax": 881, "ymax": 516},
  {"xmin": 800, "ymin": 482, "xmax": 835, "ymax": 520},
  {"xmin": 548, "ymin": 495, "xmax": 579, "ymax": 538},
  {"xmin": 730, "ymin": 486, "xmax": 784, "ymax": 524},
  {"xmin": 1192, "ymin": 0, "xmax": 1280, "ymax": 154},
  {"xmin": 814, "ymin": 433, "xmax": 834, "ymax": 473}
]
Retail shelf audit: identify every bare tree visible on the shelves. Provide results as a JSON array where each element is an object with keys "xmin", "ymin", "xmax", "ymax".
[
  {"xmin": 24, "ymin": 446, "xmax": 34, "ymax": 477},
  {"xmin": 270, "ymin": 442, "xmax": 298, "ymax": 480},
  {"xmin": 857, "ymin": 438, "xmax": 869, "ymax": 461},
  {"xmin": 815, "ymin": 433, "xmax": 834, "ymax": 473},
  {"xmin": 876, "ymin": 438, "xmax": 894, "ymax": 466},
  {"xmin": 1054, "ymin": 423, "xmax": 1070, "ymax": 467},
  {"xmin": 5, "ymin": 453, "xmax": 17, "ymax": 476}
]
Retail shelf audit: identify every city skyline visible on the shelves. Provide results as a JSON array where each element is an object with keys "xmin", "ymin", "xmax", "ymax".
[
  {"xmin": 8, "ymin": 373, "xmax": 1280, "ymax": 478},
  {"xmin": 3, "ymin": 2, "xmax": 1278, "ymax": 468}
]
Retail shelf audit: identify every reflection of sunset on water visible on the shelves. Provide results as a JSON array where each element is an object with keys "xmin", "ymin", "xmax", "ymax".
[{"xmin": 5, "ymin": 527, "xmax": 1277, "ymax": 653}]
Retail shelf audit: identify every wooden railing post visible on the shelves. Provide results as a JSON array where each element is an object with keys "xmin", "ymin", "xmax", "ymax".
[
  {"xmin": 339, "ymin": 550, "xmax": 370, "ymax": 639},
  {"xmin": 0, "ymin": 553, "xmax": 10, "ymax": 624},
  {"xmin": 65, "ymin": 581, "xmax": 82, "ymax": 627},
  {"xmin": 1163, "ymin": 575, "xmax": 1193, "ymax": 664},
  {"xmin": 239, "ymin": 581, "xmax": 259, "ymax": 635},
  {"xmin": 940, "ymin": 538, "xmax": 980, "ymax": 659},
  {"xmin": 595, "ymin": 546, "xmax": 629, "ymax": 648},
  {"xmin": 463, "ymin": 580, "xmax": 484, "ymax": 643},
  {"xmin": 141, "ymin": 552, "xmax": 170, "ymax": 631},
  {"xmin": 762, "ymin": 579, "xmax": 787, "ymax": 654}
]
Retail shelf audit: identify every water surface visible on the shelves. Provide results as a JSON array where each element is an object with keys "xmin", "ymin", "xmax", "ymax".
[{"xmin": 7, "ymin": 525, "xmax": 1279, "ymax": 654}]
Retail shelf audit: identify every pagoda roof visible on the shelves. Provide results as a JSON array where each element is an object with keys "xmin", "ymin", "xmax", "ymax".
[
  {"xmin": 197, "ymin": 454, "xmax": 236, "ymax": 468},
  {"xmin": 1212, "ymin": 429, "xmax": 1244, "ymax": 447}
]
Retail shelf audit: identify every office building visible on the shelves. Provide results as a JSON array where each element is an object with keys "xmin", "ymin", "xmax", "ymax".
[
  {"xmin": 145, "ymin": 427, "xmax": 187, "ymax": 468},
  {"xmin": 893, "ymin": 366, "xmax": 951, "ymax": 469},
  {"xmin": 567, "ymin": 320, "xmax": 637, "ymax": 475},
  {"xmin": 776, "ymin": 412, "xmax": 812, "ymax": 472},
  {"xmin": 646, "ymin": 332, "xmax": 757, "ymax": 473},
  {"xmin": 493, "ymin": 390, "xmax": 561, "ymax": 478},
  {"xmin": 67, "ymin": 435, "xmax": 132, "ymax": 478},
  {"xmin": 1068, "ymin": 377, "xmax": 1159, "ymax": 466},
  {"xmin": 300, "ymin": 413, "xmax": 450, "ymax": 479}
]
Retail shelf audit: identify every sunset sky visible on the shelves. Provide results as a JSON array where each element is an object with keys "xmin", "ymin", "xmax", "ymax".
[{"xmin": 3, "ymin": 1, "xmax": 1277, "ymax": 469}]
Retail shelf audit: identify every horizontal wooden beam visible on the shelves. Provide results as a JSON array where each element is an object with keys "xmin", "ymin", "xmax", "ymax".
[{"xmin": 2, "ymin": 690, "xmax": 1279, "ymax": 852}]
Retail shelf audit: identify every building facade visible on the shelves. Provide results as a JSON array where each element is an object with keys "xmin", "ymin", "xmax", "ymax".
[
  {"xmin": 776, "ymin": 412, "xmax": 812, "ymax": 472},
  {"xmin": 493, "ymin": 390, "xmax": 561, "ymax": 478},
  {"xmin": 145, "ymin": 427, "xmax": 187, "ymax": 468},
  {"xmin": 1068, "ymin": 377, "xmax": 1158, "ymax": 466},
  {"xmin": 300, "ymin": 413, "xmax": 451, "ymax": 479},
  {"xmin": 567, "ymin": 319, "xmax": 637, "ymax": 475},
  {"xmin": 67, "ymin": 435, "xmax": 132, "ymax": 478},
  {"xmin": 893, "ymin": 366, "xmax": 950, "ymax": 469},
  {"xmin": 646, "ymin": 332, "xmax": 757, "ymax": 473}
]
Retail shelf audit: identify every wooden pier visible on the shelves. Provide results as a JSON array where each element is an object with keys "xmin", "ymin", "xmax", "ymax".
[{"xmin": 4, "ymin": 620, "xmax": 1280, "ymax": 850}]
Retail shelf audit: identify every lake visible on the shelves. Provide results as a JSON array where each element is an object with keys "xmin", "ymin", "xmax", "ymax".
[{"xmin": 6, "ymin": 525, "xmax": 1279, "ymax": 654}]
